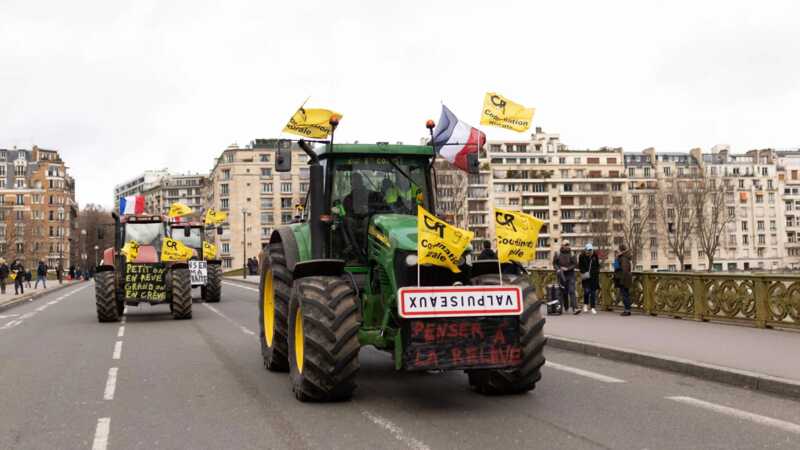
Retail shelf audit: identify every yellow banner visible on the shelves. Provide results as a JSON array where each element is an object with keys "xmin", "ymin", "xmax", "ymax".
[
  {"xmin": 494, "ymin": 208, "xmax": 544, "ymax": 264},
  {"xmin": 417, "ymin": 206, "xmax": 473, "ymax": 273},
  {"xmin": 480, "ymin": 92, "xmax": 534, "ymax": 132},
  {"xmin": 161, "ymin": 237, "xmax": 194, "ymax": 262},
  {"xmin": 202, "ymin": 241, "xmax": 218, "ymax": 260},
  {"xmin": 168, "ymin": 202, "xmax": 193, "ymax": 218},
  {"xmin": 282, "ymin": 106, "xmax": 342, "ymax": 138},
  {"xmin": 204, "ymin": 208, "xmax": 228, "ymax": 225},
  {"xmin": 121, "ymin": 240, "xmax": 140, "ymax": 262}
]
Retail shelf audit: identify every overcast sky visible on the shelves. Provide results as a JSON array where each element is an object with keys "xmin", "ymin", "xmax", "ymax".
[{"xmin": 2, "ymin": 0, "xmax": 799, "ymax": 208}]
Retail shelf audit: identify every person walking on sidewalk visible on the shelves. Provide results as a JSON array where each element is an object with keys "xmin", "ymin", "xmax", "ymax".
[
  {"xmin": 553, "ymin": 240, "xmax": 579, "ymax": 314},
  {"xmin": 24, "ymin": 269, "xmax": 32, "ymax": 289},
  {"xmin": 35, "ymin": 260, "xmax": 48, "ymax": 289},
  {"xmin": 614, "ymin": 244, "xmax": 633, "ymax": 316},
  {"xmin": 578, "ymin": 243, "xmax": 600, "ymax": 314},
  {"xmin": 0, "ymin": 258, "xmax": 8, "ymax": 295},
  {"xmin": 11, "ymin": 260, "xmax": 25, "ymax": 295}
]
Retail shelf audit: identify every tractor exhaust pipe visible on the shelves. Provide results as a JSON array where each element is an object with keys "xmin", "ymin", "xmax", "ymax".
[{"xmin": 298, "ymin": 139, "xmax": 327, "ymax": 260}]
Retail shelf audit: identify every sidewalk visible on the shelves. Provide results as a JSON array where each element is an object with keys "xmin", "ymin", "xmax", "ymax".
[
  {"xmin": 224, "ymin": 274, "xmax": 259, "ymax": 285},
  {"xmin": 0, "ymin": 280, "xmax": 80, "ymax": 312},
  {"xmin": 545, "ymin": 310, "xmax": 800, "ymax": 397}
]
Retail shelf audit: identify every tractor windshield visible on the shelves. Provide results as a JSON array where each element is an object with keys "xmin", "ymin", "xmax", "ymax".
[
  {"xmin": 171, "ymin": 227, "xmax": 203, "ymax": 249},
  {"xmin": 124, "ymin": 222, "xmax": 164, "ymax": 247},
  {"xmin": 331, "ymin": 156, "xmax": 429, "ymax": 216}
]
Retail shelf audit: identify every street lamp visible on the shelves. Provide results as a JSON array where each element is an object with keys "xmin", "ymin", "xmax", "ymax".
[{"xmin": 242, "ymin": 207, "xmax": 248, "ymax": 279}]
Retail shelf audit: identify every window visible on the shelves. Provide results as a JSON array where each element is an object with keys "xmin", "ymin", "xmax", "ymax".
[
  {"xmin": 220, "ymin": 199, "xmax": 229, "ymax": 210},
  {"xmin": 664, "ymin": 167, "xmax": 672, "ymax": 176},
  {"xmin": 742, "ymin": 234, "xmax": 749, "ymax": 245},
  {"xmin": 261, "ymin": 198, "xmax": 273, "ymax": 209},
  {"xmin": 261, "ymin": 168, "xmax": 272, "ymax": 177},
  {"xmin": 770, "ymin": 220, "xmax": 776, "ymax": 232},
  {"xmin": 222, "ymin": 243, "xmax": 230, "ymax": 253},
  {"xmin": 741, "ymin": 221, "xmax": 748, "ymax": 232},
  {"xmin": 628, "ymin": 168, "xmax": 635, "ymax": 177},
  {"xmin": 281, "ymin": 198, "xmax": 292, "ymax": 209},
  {"xmin": 220, "ymin": 184, "xmax": 229, "ymax": 196},
  {"xmin": 559, "ymin": 157, "xmax": 566, "ymax": 164},
  {"xmin": 281, "ymin": 182, "xmax": 292, "ymax": 193},
  {"xmin": 756, "ymin": 194, "xmax": 763, "ymax": 204},
  {"xmin": 281, "ymin": 212, "xmax": 293, "ymax": 224},
  {"xmin": 758, "ymin": 234, "xmax": 766, "ymax": 245},
  {"xmin": 261, "ymin": 183, "xmax": 273, "ymax": 193},
  {"xmin": 762, "ymin": 167, "xmax": 768, "ymax": 176},
  {"xmin": 562, "ymin": 183, "xmax": 572, "ymax": 192},
  {"xmin": 222, "ymin": 169, "xmax": 231, "ymax": 180},
  {"xmin": 16, "ymin": 194, "xmax": 24, "ymax": 205},
  {"xmin": 769, "ymin": 193, "xmax": 775, "ymax": 204},
  {"xmin": 587, "ymin": 157, "xmax": 600, "ymax": 164},
  {"xmin": 632, "ymin": 194, "xmax": 640, "ymax": 205},
  {"xmin": 261, "ymin": 227, "xmax": 272, "ymax": 238},
  {"xmin": 768, "ymin": 180, "xmax": 774, "ymax": 190},
  {"xmin": 300, "ymin": 183, "xmax": 309, "ymax": 193},
  {"xmin": 728, "ymin": 207, "xmax": 735, "ymax": 218},
  {"xmin": 757, "ymin": 220, "xmax": 764, "ymax": 231},
  {"xmin": 223, "ymin": 259, "xmax": 232, "ymax": 268},
  {"xmin": 224, "ymin": 152, "xmax": 234, "ymax": 163},
  {"xmin": 260, "ymin": 154, "xmax": 270, "ymax": 162},
  {"xmin": 739, "ymin": 179, "xmax": 745, "ymax": 189},
  {"xmin": 644, "ymin": 167, "xmax": 651, "ymax": 177},
  {"xmin": 260, "ymin": 212, "xmax": 274, "ymax": 224}
]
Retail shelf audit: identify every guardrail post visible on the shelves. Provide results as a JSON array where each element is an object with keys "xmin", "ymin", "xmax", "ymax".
[
  {"xmin": 754, "ymin": 277, "xmax": 769, "ymax": 329},
  {"xmin": 692, "ymin": 274, "xmax": 706, "ymax": 321}
]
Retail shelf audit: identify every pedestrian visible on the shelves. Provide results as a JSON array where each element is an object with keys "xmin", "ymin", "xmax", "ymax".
[
  {"xmin": 24, "ymin": 269, "xmax": 32, "ymax": 288},
  {"xmin": 35, "ymin": 260, "xmax": 48, "ymax": 289},
  {"xmin": 12, "ymin": 260, "xmax": 25, "ymax": 295},
  {"xmin": 477, "ymin": 240, "xmax": 496, "ymax": 260},
  {"xmin": 57, "ymin": 263, "xmax": 63, "ymax": 285},
  {"xmin": 0, "ymin": 258, "xmax": 8, "ymax": 295},
  {"xmin": 578, "ymin": 243, "xmax": 600, "ymax": 314},
  {"xmin": 553, "ymin": 240, "xmax": 579, "ymax": 314},
  {"xmin": 614, "ymin": 244, "xmax": 633, "ymax": 316},
  {"xmin": 69, "ymin": 265, "xmax": 75, "ymax": 280}
]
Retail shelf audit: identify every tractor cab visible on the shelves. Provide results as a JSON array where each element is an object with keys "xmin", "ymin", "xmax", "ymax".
[
  {"xmin": 166, "ymin": 220, "xmax": 223, "ymax": 302},
  {"xmin": 115, "ymin": 215, "xmax": 167, "ymax": 264},
  {"xmin": 167, "ymin": 222, "xmax": 204, "ymax": 258}
]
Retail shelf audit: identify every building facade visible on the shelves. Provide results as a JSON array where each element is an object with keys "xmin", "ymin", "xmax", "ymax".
[
  {"xmin": 142, "ymin": 172, "xmax": 208, "ymax": 217},
  {"xmin": 113, "ymin": 169, "xmax": 170, "ymax": 208},
  {"xmin": 207, "ymin": 141, "xmax": 310, "ymax": 271},
  {"xmin": 0, "ymin": 146, "xmax": 77, "ymax": 269}
]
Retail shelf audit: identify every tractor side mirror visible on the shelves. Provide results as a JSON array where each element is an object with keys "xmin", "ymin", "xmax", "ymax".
[
  {"xmin": 275, "ymin": 139, "xmax": 292, "ymax": 172},
  {"xmin": 467, "ymin": 152, "xmax": 480, "ymax": 175},
  {"xmin": 183, "ymin": 227, "xmax": 191, "ymax": 237},
  {"xmin": 217, "ymin": 226, "xmax": 223, "ymax": 235}
]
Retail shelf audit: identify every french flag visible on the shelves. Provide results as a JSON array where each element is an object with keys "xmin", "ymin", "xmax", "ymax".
[
  {"xmin": 432, "ymin": 105, "xmax": 486, "ymax": 171},
  {"xmin": 120, "ymin": 195, "xmax": 145, "ymax": 215}
]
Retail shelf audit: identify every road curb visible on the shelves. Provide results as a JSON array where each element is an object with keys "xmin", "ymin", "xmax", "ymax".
[
  {"xmin": 0, "ymin": 282, "xmax": 83, "ymax": 313},
  {"xmin": 222, "ymin": 277, "xmax": 259, "ymax": 287},
  {"xmin": 546, "ymin": 334, "xmax": 800, "ymax": 400}
]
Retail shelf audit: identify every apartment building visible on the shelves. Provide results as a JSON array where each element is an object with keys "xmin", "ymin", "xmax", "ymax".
[
  {"xmin": 113, "ymin": 169, "xmax": 170, "ymax": 208},
  {"xmin": 207, "ymin": 140, "xmax": 310, "ymax": 271},
  {"xmin": 776, "ymin": 151, "xmax": 800, "ymax": 267},
  {"xmin": 142, "ymin": 172, "xmax": 208, "ymax": 216},
  {"xmin": 0, "ymin": 146, "xmax": 77, "ymax": 269}
]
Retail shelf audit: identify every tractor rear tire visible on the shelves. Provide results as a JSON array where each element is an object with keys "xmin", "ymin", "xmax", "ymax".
[
  {"xmin": 466, "ymin": 273, "xmax": 546, "ymax": 395},
  {"xmin": 203, "ymin": 264, "xmax": 222, "ymax": 303},
  {"xmin": 171, "ymin": 268, "xmax": 192, "ymax": 320},
  {"xmin": 259, "ymin": 243, "xmax": 291, "ymax": 371},
  {"xmin": 96, "ymin": 271, "xmax": 121, "ymax": 323},
  {"xmin": 288, "ymin": 276, "xmax": 361, "ymax": 402}
]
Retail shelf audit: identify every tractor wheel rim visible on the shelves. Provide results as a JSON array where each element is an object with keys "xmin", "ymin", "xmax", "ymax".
[
  {"xmin": 295, "ymin": 307, "xmax": 304, "ymax": 374},
  {"xmin": 263, "ymin": 269, "xmax": 275, "ymax": 347}
]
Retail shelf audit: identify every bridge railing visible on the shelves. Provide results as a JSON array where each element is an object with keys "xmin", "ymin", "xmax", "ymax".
[{"xmin": 528, "ymin": 270, "xmax": 800, "ymax": 330}]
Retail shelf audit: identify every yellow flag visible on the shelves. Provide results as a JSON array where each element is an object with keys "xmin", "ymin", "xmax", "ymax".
[
  {"xmin": 121, "ymin": 240, "xmax": 140, "ymax": 262},
  {"xmin": 282, "ymin": 106, "xmax": 342, "ymax": 138},
  {"xmin": 202, "ymin": 241, "xmax": 218, "ymax": 260},
  {"xmin": 168, "ymin": 202, "xmax": 193, "ymax": 218},
  {"xmin": 480, "ymin": 92, "xmax": 535, "ymax": 132},
  {"xmin": 204, "ymin": 208, "xmax": 228, "ymax": 225},
  {"xmin": 417, "ymin": 206, "xmax": 474, "ymax": 273},
  {"xmin": 494, "ymin": 208, "xmax": 544, "ymax": 264},
  {"xmin": 161, "ymin": 237, "xmax": 194, "ymax": 262}
]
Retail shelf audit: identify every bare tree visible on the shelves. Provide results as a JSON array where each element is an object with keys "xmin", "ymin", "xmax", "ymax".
[
  {"xmin": 612, "ymin": 194, "xmax": 654, "ymax": 268},
  {"xmin": 433, "ymin": 162, "xmax": 469, "ymax": 229},
  {"xmin": 693, "ymin": 172, "xmax": 733, "ymax": 271},
  {"xmin": 77, "ymin": 204, "xmax": 116, "ymax": 269},
  {"xmin": 657, "ymin": 178, "xmax": 697, "ymax": 270}
]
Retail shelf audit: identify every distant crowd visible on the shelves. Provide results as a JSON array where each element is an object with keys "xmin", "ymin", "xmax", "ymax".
[{"xmin": 0, "ymin": 259, "xmax": 93, "ymax": 297}]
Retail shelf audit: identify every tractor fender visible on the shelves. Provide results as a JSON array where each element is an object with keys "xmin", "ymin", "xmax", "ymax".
[
  {"xmin": 96, "ymin": 265, "xmax": 115, "ymax": 273},
  {"xmin": 292, "ymin": 259, "xmax": 346, "ymax": 280},
  {"xmin": 269, "ymin": 227, "xmax": 301, "ymax": 272},
  {"xmin": 168, "ymin": 262, "xmax": 189, "ymax": 271}
]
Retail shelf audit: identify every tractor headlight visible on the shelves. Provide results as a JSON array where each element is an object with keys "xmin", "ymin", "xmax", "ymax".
[{"xmin": 405, "ymin": 254, "xmax": 418, "ymax": 267}]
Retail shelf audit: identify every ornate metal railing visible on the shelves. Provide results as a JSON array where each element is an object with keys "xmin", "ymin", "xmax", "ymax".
[{"xmin": 529, "ymin": 270, "xmax": 800, "ymax": 329}]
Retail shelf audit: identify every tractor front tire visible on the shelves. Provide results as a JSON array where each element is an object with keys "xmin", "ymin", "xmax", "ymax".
[
  {"xmin": 171, "ymin": 268, "xmax": 192, "ymax": 320},
  {"xmin": 288, "ymin": 276, "xmax": 361, "ymax": 402},
  {"xmin": 259, "ymin": 243, "xmax": 291, "ymax": 371},
  {"xmin": 466, "ymin": 273, "xmax": 546, "ymax": 395},
  {"xmin": 96, "ymin": 271, "xmax": 121, "ymax": 323},
  {"xmin": 203, "ymin": 264, "xmax": 222, "ymax": 303}
]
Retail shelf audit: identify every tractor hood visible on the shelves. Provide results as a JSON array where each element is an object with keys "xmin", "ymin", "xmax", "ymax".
[{"xmin": 370, "ymin": 214, "xmax": 418, "ymax": 252}]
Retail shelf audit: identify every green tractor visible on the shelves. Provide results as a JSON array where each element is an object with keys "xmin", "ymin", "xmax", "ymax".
[
  {"xmin": 258, "ymin": 134, "xmax": 545, "ymax": 402},
  {"xmin": 167, "ymin": 220, "xmax": 223, "ymax": 303}
]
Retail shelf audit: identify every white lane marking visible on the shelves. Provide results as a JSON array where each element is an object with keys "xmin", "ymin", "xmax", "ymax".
[
  {"xmin": 112, "ymin": 341, "xmax": 123, "ymax": 360},
  {"xmin": 222, "ymin": 281, "xmax": 259, "ymax": 292},
  {"xmin": 667, "ymin": 396, "xmax": 800, "ymax": 435},
  {"xmin": 361, "ymin": 410, "xmax": 430, "ymax": 450},
  {"xmin": 120, "ymin": 316, "xmax": 126, "ymax": 324},
  {"xmin": 117, "ymin": 326, "xmax": 125, "ymax": 338},
  {"xmin": 0, "ymin": 313, "xmax": 20, "ymax": 319},
  {"xmin": 92, "ymin": 417, "xmax": 111, "ymax": 450},
  {"xmin": 545, "ymin": 361, "xmax": 626, "ymax": 383},
  {"xmin": 202, "ymin": 303, "xmax": 257, "ymax": 336},
  {"xmin": 47, "ymin": 300, "xmax": 58, "ymax": 305},
  {"xmin": 123, "ymin": 306, "xmax": 128, "ymax": 315},
  {"xmin": 103, "ymin": 367, "xmax": 118, "ymax": 400}
]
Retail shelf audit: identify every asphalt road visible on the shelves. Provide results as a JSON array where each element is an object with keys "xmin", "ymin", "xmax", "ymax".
[{"xmin": 1, "ymin": 281, "xmax": 799, "ymax": 450}]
